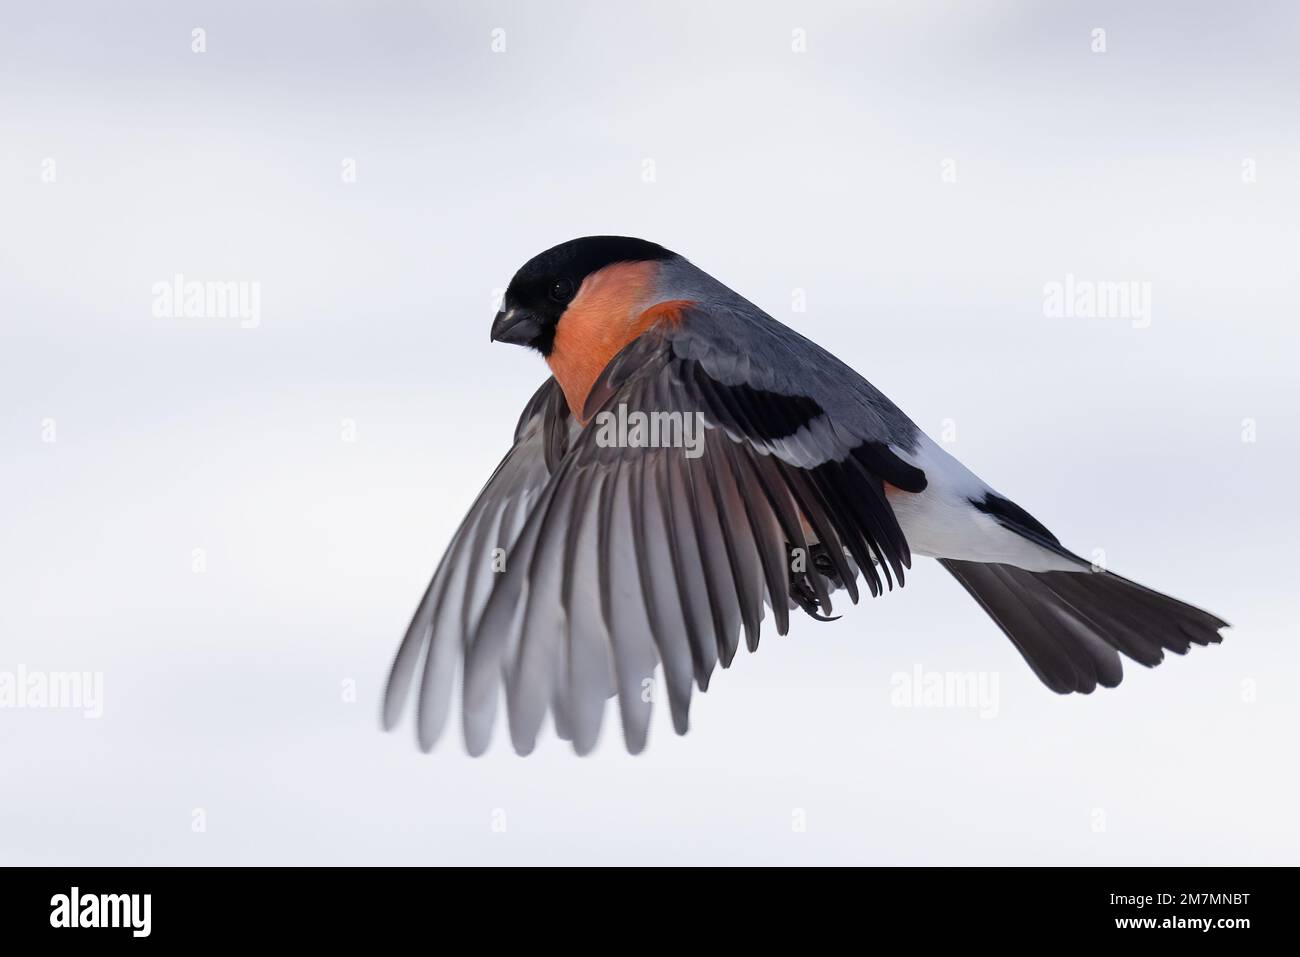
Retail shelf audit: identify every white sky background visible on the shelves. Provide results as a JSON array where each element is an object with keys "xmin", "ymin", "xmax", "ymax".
[{"xmin": 2, "ymin": 1, "xmax": 1298, "ymax": 864}]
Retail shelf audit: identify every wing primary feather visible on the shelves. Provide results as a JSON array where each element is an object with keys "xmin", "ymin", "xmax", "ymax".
[
  {"xmin": 631, "ymin": 451, "xmax": 694, "ymax": 733},
  {"xmin": 811, "ymin": 462, "xmax": 881, "ymax": 597},
  {"xmin": 749, "ymin": 454, "xmax": 834, "ymax": 616},
  {"xmin": 462, "ymin": 446, "xmax": 579, "ymax": 746},
  {"xmin": 558, "ymin": 465, "xmax": 612, "ymax": 754},
  {"xmin": 684, "ymin": 451, "xmax": 745, "ymax": 669},
  {"xmin": 700, "ymin": 437, "xmax": 766, "ymax": 653},
  {"xmin": 385, "ymin": 578, "xmax": 438, "ymax": 732},
  {"xmin": 745, "ymin": 450, "xmax": 835, "ymax": 616},
  {"xmin": 722, "ymin": 441, "xmax": 791, "ymax": 636},
  {"xmin": 829, "ymin": 459, "xmax": 900, "ymax": 589},
  {"xmin": 775, "ymin": 461, "xmax": 858, "ymax": 606},
  {"xmin": 670, "ymin": 447, "xmax": 733, "ymax": 681},
  {"xmin": 843, "ymin": 451, "xmax": 912, "ymax": 578},
  {"xmin": 657, "ymin": 449, "xmax": 719, "ymax": 690},
  {"xmin": 829, "ymin": 462, "xmax": 895, "ymax": 591},
  {"xmin": 600, "ymin": 459, "xmax": 657, "ymax": 753},
  {"xmin": 506, "ymin": 468, "xmax": 584, "ymax": 755},
  {"xmin": 456, "ymin": 490, "xmax": 514, "ymax": 640},
  {"xmin": 745, "ymin": 447, "xmax": 807, "ymax": 553},
  {"xmin": 416, "ymin": 500, "xmax": 510, "ymax": 750},
  {"xmin": 388, "ymin": 459, "xmax": 515, "ymax": 735}
]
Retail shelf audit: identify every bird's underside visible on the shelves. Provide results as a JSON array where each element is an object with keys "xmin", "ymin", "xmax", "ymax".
[{"xmin": 384, "ymin": 305, "xmax": 1228, "ymax": 756}]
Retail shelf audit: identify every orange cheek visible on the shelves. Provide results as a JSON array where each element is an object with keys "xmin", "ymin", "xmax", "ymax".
[{"xmin": 546, "ymin": 262, "xmax": 689, "ymax": 422}]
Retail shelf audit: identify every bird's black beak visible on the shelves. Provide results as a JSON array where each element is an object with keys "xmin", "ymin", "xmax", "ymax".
[{"xmin": 490, "ymin": 308, "xmax": 543, "ymax": 346}]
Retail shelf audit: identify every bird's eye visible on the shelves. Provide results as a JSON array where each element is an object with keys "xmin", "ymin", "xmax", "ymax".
[{"xmin": 548, "ymin": 278, "xmax": 574, "ymax": 303}]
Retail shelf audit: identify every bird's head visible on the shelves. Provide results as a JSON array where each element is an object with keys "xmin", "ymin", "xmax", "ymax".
[{"xmin": 490, "ymin": 236, "xmax": 677, "ymax": 356}]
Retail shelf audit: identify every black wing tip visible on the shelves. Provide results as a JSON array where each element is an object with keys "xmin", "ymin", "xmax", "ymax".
[{"xmin": 855, "ymin": 441, "xmax": 928, "ymax": 494}]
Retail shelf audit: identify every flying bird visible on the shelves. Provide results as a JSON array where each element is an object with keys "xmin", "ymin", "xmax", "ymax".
[{"xmin": 383, "ymin": 236, "xmax": 1227, "ymax": 755}]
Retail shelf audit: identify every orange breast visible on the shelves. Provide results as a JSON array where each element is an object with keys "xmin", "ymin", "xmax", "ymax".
[{"xmin": 546, "ymin": 261, "xmax": 690, "ymax": 422}]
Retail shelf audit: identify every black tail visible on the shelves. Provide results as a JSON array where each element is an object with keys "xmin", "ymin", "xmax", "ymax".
[{"xmin": 940, "ymin": 558, "xmax": 1229, "ymax": 694}]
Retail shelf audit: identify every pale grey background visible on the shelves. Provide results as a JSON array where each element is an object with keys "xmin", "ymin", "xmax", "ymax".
[{"xmin": 2, "ymin": 1, "xmax": 1297, "ymax": 864}]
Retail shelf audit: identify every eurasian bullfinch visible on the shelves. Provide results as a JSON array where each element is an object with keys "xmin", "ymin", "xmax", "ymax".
[{"xmin": 383, "ymin": 236, "xmax": 1228, "ymax": 755}]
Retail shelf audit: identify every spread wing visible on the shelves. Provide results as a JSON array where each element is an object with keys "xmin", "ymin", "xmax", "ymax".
[
  {"xmin": 385, "ymin": 306, "xmax": 928, "ymax": 755},
  {"xmin": 382, "ymin": 377, "xmax": 574, "ymax": 750}
]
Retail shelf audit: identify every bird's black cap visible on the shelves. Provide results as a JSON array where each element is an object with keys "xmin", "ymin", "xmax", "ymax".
[{"xmin": 492, "ymin": 236, "xmax": 676, "ymax": 354}]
